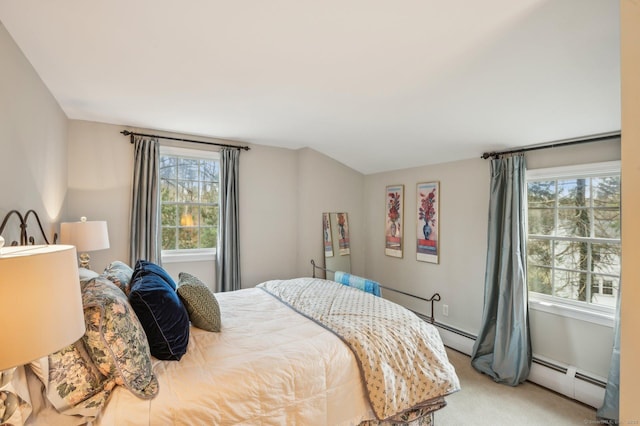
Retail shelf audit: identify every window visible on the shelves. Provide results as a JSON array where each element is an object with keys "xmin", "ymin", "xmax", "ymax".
[
  {"xmin": 526, "ymin": 161, "xmax": 620, "ymax": 322},
  {"xmin": 159, "ymin": 146, "xmax": 219, "ymax": 254}
]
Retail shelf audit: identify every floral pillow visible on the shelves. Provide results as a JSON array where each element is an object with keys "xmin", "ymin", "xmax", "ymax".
[
  {"xmin": 44, "ymin": 340, "xmax": 113, "ymax": 417},
  {"xmin": 82, "ymin": 277, "xmax": 159, "ymax": 399},
  {"xmin": 102, "ymin": 260, "xmax": 134, "ymax": 295}
]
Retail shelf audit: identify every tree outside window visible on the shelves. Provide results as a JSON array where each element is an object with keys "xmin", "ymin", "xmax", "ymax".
[
  {"xmin": 160, "ymin": 151, "xmax": 219, "ymax": 251},
  {"xmin": 527, "ymin": 166, "xmax": 620, "ymax": 311}
]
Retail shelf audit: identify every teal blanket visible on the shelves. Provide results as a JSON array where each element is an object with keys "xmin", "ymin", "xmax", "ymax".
[{"xmin": 334, "ymin": 271, "xmax": 381, "ymax": 297}]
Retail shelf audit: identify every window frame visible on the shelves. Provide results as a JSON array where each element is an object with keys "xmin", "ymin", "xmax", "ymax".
[
  {"xmin": 159, "ymin": 145, "xmax": 220, "ymax": 263},
  {"xmin": 526, "ymin": 160, "xmax": 620, "ymax": 327}
]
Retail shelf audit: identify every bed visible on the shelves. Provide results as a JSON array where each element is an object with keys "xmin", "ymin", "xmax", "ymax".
[{"xmin": 1, "ymin": 211, "xmax": 460, "ymax": 425}]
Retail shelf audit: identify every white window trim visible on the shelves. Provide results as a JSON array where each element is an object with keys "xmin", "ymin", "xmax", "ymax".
[
  {"xmin": 162, "ymin": 249, "xmax": 216, "ymax": 263},
  {"xmin": 159, "ymin": 145, "xmax": 220, "ymax": 260},
  {"xmin": 160, "ymin": 145, "xmax": 220, "ymax": 160},
  {"xmin": 526, "ymin": 160, "xmax": 620, "ymax": 327},
  {"xmin": 529, "ymin": 294, "xmax": 614, "ymax": 327},
  {"xmin": 526, "ymin": 160, "xmax": 620, "ymax": 180}
]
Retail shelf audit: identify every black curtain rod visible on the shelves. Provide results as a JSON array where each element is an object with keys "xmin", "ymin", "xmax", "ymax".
[
  {"xmin": 120, "ymin": 130, "xmax": 250, "ymax": 151},
  {"xmin": 481, "ymin": 131, "xmax": 620, "ymax": 159}
]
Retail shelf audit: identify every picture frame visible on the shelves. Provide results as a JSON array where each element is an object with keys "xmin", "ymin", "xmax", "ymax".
[
  {"xmin": 323, "ymin": 212, "xmax": 333, "ymax": 257},
  {"xmin": 416, "ymin": 181, "xmax": 439, "ymax": 263},
  {"xmin": 385, "ymin": 184, "xmax": 404, "ymax": 258}
]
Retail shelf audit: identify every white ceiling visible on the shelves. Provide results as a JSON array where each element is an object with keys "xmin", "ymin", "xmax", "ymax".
[{"xmin": 0, "ymin": 0, "xmax": 620, "ymax": 174}]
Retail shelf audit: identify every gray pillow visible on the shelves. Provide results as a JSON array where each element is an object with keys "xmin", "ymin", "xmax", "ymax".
[
  {"xmin": 177, "ymin": 272, "xmax": 221, "ymax": 332},
  {"xmin": 79, "ymin": 267, "xmax": 99, "ymax": 284}
]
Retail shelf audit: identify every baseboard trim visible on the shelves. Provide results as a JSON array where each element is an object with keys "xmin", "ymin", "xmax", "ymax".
[{"xmin": 430, "ymin": 320, "xmax": 606, "ymax": 409}]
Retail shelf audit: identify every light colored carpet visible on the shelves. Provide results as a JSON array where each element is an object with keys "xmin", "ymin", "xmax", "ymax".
[{"xmin": 435, "ymin": 348, "xmax": 598, "ymax": 425}]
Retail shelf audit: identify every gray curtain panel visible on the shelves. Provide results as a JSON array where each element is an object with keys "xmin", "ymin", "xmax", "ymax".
[
  {"xmin": 217, "ymin": 147, "xmax": 241, "ymax": 292},
  {"xmin": 130, "ymin": 135, "xmax": 161, "ymax": 266},
  {"xmin": 471, "ymin": 155, "xmax": 531, "ymax": 386},
  {"xmin": 597, "ymin": 283, "xmax": 620, "ymax": 422}
]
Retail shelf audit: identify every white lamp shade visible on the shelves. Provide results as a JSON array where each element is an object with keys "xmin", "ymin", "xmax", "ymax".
[
  {"xmin": 60, "ymin": 220, "xmax": 110, "ymax": 252},
  {"xmin": 0, "ymin": 245, "xmax": 85, "ymax": 370}
]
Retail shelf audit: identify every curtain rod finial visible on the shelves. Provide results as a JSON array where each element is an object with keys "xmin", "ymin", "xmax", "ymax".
[{"xmin": 120, "ymin": 130, "xmax": 134, "ymax": 144}]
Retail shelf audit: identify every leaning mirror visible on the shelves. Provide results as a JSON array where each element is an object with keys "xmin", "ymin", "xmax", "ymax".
[{"xmin": 323, "ymin": 212, "xmax": 351, "ymax": 280}]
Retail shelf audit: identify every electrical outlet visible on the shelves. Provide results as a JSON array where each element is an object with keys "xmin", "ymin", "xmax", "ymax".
[{"xmin": 442, "ymin": 304, "xmax": 449, "ymax": 317}]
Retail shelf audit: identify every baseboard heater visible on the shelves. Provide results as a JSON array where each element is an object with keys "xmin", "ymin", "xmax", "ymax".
[{"xmin": 417, "ymin": 315, "xmax": 607, "ymax": 409}]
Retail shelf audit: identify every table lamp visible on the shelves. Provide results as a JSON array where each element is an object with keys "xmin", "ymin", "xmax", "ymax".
[
  {"xmin": 60, "ymin": 217, "xmax": 110, "ymax": 270},
  {"xmin": 0, "ymin": 244, "xmax": 85, "ymax": 422}
]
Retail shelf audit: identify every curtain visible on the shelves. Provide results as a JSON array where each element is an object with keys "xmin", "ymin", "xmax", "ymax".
[
  {"xmin": 471, "ymin": 154, "xmax": 531, "ymax": 386},
  {"xmin": 597, "ymin": 283, "xmax": 620, "ymax": 422},
  {"xmin": 217, "ymin": 147, "xmax": 241, "ymax": 292},
  {"xmin": 130, "ymin": 135, "xmax": 161, "ymax": 266}
]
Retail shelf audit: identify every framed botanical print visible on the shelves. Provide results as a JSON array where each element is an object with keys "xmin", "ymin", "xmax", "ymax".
[
  {"xmin": 385, "ymin": 185, "xmax": 404, "ymax": 258},
  {"xmin": 416, "ymin": 181, "xmax": 439, "ymax": 263}
]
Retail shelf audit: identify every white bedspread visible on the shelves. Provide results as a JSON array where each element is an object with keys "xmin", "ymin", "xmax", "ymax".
[
  {"xmin": 259, "ymin": 278, "xmax": 460, "ymax": 421},
  {"xmin": 96, "ymin": 287, "xmax": 376, "ymax": 425}
]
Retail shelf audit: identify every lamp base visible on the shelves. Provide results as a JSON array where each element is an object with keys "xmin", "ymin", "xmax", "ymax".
[{"xmin": 79, "ymin": 252, "xmax": 91, "ymax": 270}]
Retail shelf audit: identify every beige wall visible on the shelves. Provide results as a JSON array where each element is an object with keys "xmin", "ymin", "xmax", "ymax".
[
  {"xmin": 0, "ymin": 22, "xmax": 68, "ymax": 242},
  {"xmin": 238, "ymin": 143, "xmax": 300, "ymax": 286},
  {"xmin": 65, "ymin": 121, "xmax": 303, "ymax": 285},
  {"xmin": 620, "ymin": 0, "xmax": 640, "ymax": 420},
  {"xmin": 364, "ymin": 157, "xmax": 489, "ymax": 334},
  {"xmin": 66, "ymin": 121, "xmax": 133, "ymax": 271},
  {"xmin": 65, "ymin": 121, "xmax": 366, "ymax": 291},
  {"xmin": 363, "ymin": 140, "xmax": 620, "ymax": 378},
  {"xmin": 296, "ymin": 148, "xmax": 365, "ymax": 278}
]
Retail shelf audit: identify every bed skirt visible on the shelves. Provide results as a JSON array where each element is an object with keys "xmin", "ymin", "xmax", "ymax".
[{"xmin": 359, "ymin": 409, "xmax": 435, "ymax": 426}]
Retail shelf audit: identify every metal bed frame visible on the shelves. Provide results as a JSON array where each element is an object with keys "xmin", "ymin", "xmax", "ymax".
[
  {"xmin": 0, "ymin": 209, "xmax": 57, "ymax": 246},
  {"xmin": 310, "ymin": 259, "xmax": 441, "ymax": 324}
]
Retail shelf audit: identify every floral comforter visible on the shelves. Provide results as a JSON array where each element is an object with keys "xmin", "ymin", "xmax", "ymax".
[{"xmin": 258, "ymin": 277, "xmax": 461, "ymax": 421}]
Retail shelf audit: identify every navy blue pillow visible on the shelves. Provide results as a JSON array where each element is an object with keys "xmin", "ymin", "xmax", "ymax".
[
  {"xmin": 129, "ymin": 262, "xmax": 189, "ymax": 361},
  {"xmin": 132, "ymin": 260, "xmax": 177, "ymax": 290}
]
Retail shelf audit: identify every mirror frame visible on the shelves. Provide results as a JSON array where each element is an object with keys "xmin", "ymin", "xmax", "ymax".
[{"xmin": 323, "ymin": 212, "xmax": 351, "ymax": 280}]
